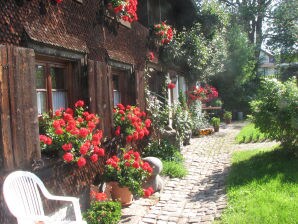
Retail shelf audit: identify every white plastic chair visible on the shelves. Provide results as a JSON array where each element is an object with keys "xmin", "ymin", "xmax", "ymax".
[{"xmin": 3, "ymin": 170, "xmax": 87, "ymax": 224}]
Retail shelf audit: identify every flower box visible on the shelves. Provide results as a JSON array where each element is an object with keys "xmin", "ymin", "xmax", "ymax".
[{"xmin": 198, "ymin": 128, "xmax": 214, "ymax": 136}]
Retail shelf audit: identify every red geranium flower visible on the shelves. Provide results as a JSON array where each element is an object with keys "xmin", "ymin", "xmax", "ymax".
[
  {"xmin": 63, "ymin": 153, "xmax": 73, "ymax": 163},
  {"xmin": 147, "ymin": 52, "xmax": 155, "ymax": 61},
  {"xmin": 55, "ymin": 128, "xmax": 64, "ymax": 135},
  {"xmin": 75, "ymin": 100, "xmax": 84, "ymax": 107},
  {"xmin": 95, "ymin": 192, "xmax": 107, "ymax": 201},
  {"xmin": 77, "ymin": 157, "xmax": 87, "ymax": 167},
  {"xmin": 115, "ymin": 126, "xmax": 121, "ymax": 136},
  {"xmin": 90, "ymin": 154, "xmax": 98, "ymax": 163},
  {"xmin": 79, "ymin": 128, "xmax": 89, "ymax": 138},
  {"xmin": 62, "ymin": 143, "xmax": 72, "ymax": 151},
  {"xmin": 94, "ymin": 147, "xmax": 105, "ymax": 156},
  {"xmin": 167, "ymin": 82, "xmax": 176, "ymax": 89}
]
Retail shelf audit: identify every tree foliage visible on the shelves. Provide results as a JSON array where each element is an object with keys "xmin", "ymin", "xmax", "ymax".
[
  {"xmin": 211, "ymin": 24, "xmax": 256, "ymax": 112},
  {"xmin": 265, "ymin": 0, "xmax": 298, "ymax": 62},
  {"xmin": 218, "ymin": 0, "xmax": 274, "ymax": 69},
  {"xmin": 160, "ymin": 1, "xmax": 228, "ymax": 82}
]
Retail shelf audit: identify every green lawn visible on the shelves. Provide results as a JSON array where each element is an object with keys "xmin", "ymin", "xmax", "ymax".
[
  {"xmin": 235, "ymin": 123, "xmax": 270, "ymax": 143},
  {"xmin": 217, "ymin": 147, "xmax": 298, "ymax": 224}
]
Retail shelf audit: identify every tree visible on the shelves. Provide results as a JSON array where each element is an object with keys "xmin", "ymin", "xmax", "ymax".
[
  {"xmin": 160, "ymin": 0, "xmax": 228, "ymax": 82},
  {"xmin": 218, "ymin": 0, "xmax": 274, "ymax": 69},
  {"xmin": 211, "ymin": 23, "xmax": 256, "ymax": 112},
  {"xmin": 265, "ymin": 0, "xmax": 298, "ymax": 62}
]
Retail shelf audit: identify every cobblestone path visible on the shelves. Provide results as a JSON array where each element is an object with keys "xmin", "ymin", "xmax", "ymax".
[{"xmin": 120, "ymin": 122, "xmax": 278, "ymax": 224}]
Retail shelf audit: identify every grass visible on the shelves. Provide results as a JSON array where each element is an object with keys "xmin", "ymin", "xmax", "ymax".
[
  {"xmin": 235, "ymin": 123, "xmax": 270, "ymax": 143},
  {"xmin": 142, "ymin": 140, "xmax": 188, "ymax": 178},
  {"xmin": 161, "ymin": 160, "xmax": 188, "ymax": 178},
  {"xmin": 217, "ymin": 146, "xmax": 298, "ymax": 224}
]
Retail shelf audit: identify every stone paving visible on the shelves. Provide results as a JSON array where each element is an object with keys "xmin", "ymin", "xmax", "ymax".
[{"xmin": 119, "ymin": 122, "xmax": 279, "ymax": 224}]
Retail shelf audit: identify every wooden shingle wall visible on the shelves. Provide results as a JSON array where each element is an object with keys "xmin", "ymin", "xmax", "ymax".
[{"xmin": 0, "ymin": 45, "xmax": 40, "ymax": 171}]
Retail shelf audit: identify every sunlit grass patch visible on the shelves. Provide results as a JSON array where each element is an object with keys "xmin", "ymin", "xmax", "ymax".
[
  {"xmin": 235, "ymin": 123, "xmax": 270, "ymax": 143},
  {"xmin": 216, "ymin": 146, "xmax": 298, "ymax": 224}
]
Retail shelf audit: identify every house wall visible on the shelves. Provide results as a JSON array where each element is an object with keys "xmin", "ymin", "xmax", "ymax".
[
  {"xmin": 0, "ymin": 1, "xmax": 149, "ymax": 223},
  {"xmin": 259, "ymin": 50, "xmax": 275, "ymax": 76}
]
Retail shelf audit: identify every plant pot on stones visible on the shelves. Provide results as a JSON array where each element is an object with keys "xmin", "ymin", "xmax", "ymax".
[
  {"xmin": 106, "ymin": 181, "xmax": 133, "ymax": 206},
  {"xmin": 102, "ymin": 150, "xmax": 154, "ymax": 205},
  {"xmin": 210, "ymin": 117, "xmax": 220, "ymax": 132},
  {"xmin": 223, "ymin": 111, "xmax": 232, "ymax": 124}
]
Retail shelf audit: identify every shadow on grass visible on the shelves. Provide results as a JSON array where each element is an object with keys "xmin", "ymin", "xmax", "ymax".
[{"xmin": 228, "ymin": 146, "xmax": 298, "ymax": 187}]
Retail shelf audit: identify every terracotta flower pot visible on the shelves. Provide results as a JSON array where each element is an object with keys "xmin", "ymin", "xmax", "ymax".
[{"xmin": 107, "ymin": 182, "xmax": 133, "ymax": 206}]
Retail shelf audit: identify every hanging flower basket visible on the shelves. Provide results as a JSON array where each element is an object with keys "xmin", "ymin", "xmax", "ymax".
[
  {"xmin": 187, "ymin": 85, "xmax": 218, "ymax": 103},
  {"xmin": 152, "ymin": 22, "xmax": 174, "ymax": 46},
  {"xmin": 107, "ymin": 0, "xmax": 138, "ymax": 23}
]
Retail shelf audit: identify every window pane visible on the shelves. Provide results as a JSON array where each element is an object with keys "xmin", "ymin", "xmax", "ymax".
[
  {"xmin": 50, "ymin": 67, "xmax": 66, "ymax": 89},
  {"xmin": 113, "ymin": 90, "xmax": 121, "ymax": 106},
  {"xmin": 35, "ymin": 65, "xmax": 46, "ymax": 89},
  {"xmin": 113, "ymin": 75, "xmax": 120, "ymax": 91},
  {"xmin": 52, "ymin": 91, "xmax": 67, "ymax": 112},
  {"xmin": 37, "ymin": 91, "xmax": 46, "ymax": 115}
]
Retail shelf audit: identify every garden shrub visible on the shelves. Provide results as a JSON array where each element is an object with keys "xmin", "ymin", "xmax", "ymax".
[
  {"xmin": 189, "ymin": 101, "xmax": 210, "ymax": 134},
  {"xmin": 83, "ymin": 201, "xmax": 121, "ymax": 224},
  {"xmin": 250, "ymin": 77, "xmax": 298, "ymax": 151},
  {"xmin": 172, "ymin": 104, "xmax": 193, "ymax": 144},
  {"xmin": 145, "ymin": 93, "xmax": 169, "ymax": 139},
  {"xmin": 142, "ymin": 140, "xmax": 182, "ymax": 162}
]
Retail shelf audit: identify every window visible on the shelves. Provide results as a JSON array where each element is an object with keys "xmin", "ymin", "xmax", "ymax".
[
  {"xmin": 113, "ymin": 75, "xmax": 121, "ymax": 106},
  {"xmin": 35, "ymin": 59, "xmax": 68, "ymax": 115}
]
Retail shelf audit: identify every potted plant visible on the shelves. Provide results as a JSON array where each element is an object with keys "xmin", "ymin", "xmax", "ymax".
[
  {"xmin": 39, "ymin": 100, "xmax": 105, "ymax": 167},
  {"xmin": 106, "ymin": 0, "xmax": 138, "ymax": 23},
  {"xmin": 83, "ymin": 191, "xmax": 121, "ymax": 224},
  {"xmin": 152, "ymin": 21, "xmax": 174, "ymax": 45},
  {"xmin": 113, "ymin": 104, "xmax": 151, "ymax": 145},
  {"xmin": 210, "ymin": 117, "xmax": 220, "ymax": 132},
  {"xmin": 223, "ymin": 111, "xmax": 232, "ymax": 124},
  {"xmin": 102, "ymin": 149, "xmax": 154, "ymax": 205}
]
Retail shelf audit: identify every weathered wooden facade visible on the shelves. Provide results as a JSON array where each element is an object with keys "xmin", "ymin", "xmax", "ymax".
[{"xmin": 0, "ymin": 0, "xmax": 197, "ymax": 223}]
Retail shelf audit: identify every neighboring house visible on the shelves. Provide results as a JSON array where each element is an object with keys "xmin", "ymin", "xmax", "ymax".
[
  {"xmin": 0, "ymin": 1, "xmax": 197, "ymax": 223},
  {"xmin": 258, "ymin": 49, "xmax": 276, "ymax": 76}
]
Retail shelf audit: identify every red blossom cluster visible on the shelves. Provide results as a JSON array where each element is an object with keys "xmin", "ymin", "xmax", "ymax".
[
  {"xmin": 55, "ymin": 0, "xmax": 62, "ymax": 3},
  {"xmin": 143, "ymin": 187, "xmax": 154, "ymax": 198},
  {"xmin": 109, "ymin": 0, "xmax": 138, "ymax": 23},
  {"xmin": 153, "ymin": 22, "xmax": 174, "ymax": 45},
  {"xmin": 167, "ymin": 82, "xmax": 176, "ymax": 89},
  {"xmin": 187, "ymin": 85, "xmax": 218, "ymax": 103},
  {"xmin": 113, "ymin": 104, "xmax": 151, "ymax": 143},
  {"xmin": 103, "ymin": 149, "xmax": 153, "ymax": 197},
  {"xmin": 90, "ymin": 191, "xmax": 107, "ymax": 202},
  {"xmin": 39, "ymin": 100, "xmax": 105, "ymax": 167},
  {"xmin": 147, "ymin": 51, "xmax": 155, "ymax": 61},
  {"xmin": 106, "ymin": 150, "xmax": 153, "ymax": 174}
]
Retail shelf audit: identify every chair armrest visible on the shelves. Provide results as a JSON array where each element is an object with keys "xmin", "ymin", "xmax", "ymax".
[
  {"xmin": 43, "ymin": 194, "xmax": 83, "ymax": 222},
  {"xmin": 16, "ymin": 215, "xmax": 50, "ymax": 222}
]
